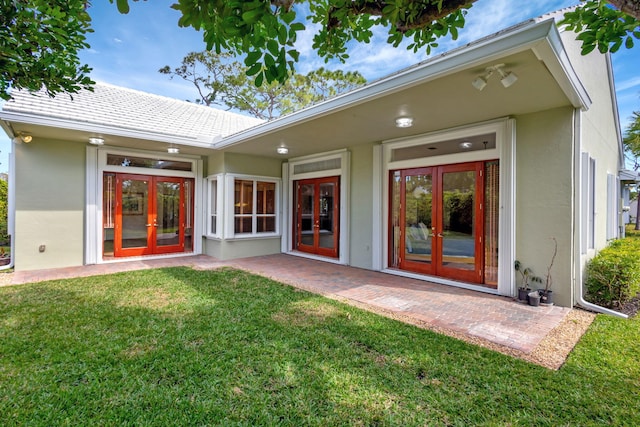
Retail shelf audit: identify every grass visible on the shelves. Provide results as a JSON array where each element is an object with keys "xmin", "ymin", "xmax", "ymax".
[{"xmin": 1, "ymin": 267, "xmax": 639, "ymax": 426}]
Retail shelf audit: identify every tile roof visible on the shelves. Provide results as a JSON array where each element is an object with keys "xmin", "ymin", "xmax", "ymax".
[{"xmin": 3, "ymin": 82, "xmax": 264, "ymax": 143}]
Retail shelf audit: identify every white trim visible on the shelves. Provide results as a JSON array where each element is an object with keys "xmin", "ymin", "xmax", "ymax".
[
  {"xmin": 287, "ymin": 150, "xmax": 350, "ymax": 265},
  {"xmin": 224, "ymin": 174, "xmax": 281, "ymax": 239},
  {"xmin": 372, "ymin": 144, "xmax": 383, "ymax": 270},
  {"xmin": 281, "ymin": 163, "xmax": 290, "ymax": 254},
  {"xmin": 85, "ymin": 146, "xmax": 99, "ymax": 265},
  {"xmin": 87, "ymin": 146, "xmax": 202, "ymax": 264},
  {"xmin": 204, "ymin": 174, "xmax": 223, "ymax": 239},
  {"xmin": 380, "ymin": 118, "xmax": 515, "ymax": 297}
]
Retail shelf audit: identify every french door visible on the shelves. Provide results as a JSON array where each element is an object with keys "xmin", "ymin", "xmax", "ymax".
[
  {"xmin": 104, "ymin": 173, "xmax": 194, "ymax": 257},
  {"xmin": 390, "ymin": 162, "xmax": 487, "ymax": 284},
  {"xmin": 294, "ymin": 176, "xmax": 340, "ymax": 258}
]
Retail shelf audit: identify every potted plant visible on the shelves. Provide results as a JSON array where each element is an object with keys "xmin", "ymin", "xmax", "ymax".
[
  {"xmin": 538, "ymin": 237, "xmax": 557, "ymax": 306},
  {"xmin": 514, "ymin": 260, "xmax": 542, "ymax": 302}
]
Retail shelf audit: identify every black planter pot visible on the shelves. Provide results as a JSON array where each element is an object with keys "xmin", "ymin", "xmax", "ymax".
[
  {"xmin": 518, "ymin": 288, "xmax": 531, "ymax": 302},
  {"xmin": 538, "ymin": 289, "xmax": 554, "ymax": 305},
  {"xmin": 528, "ymin": 291, "xmax": 540, "ymax": 307}
]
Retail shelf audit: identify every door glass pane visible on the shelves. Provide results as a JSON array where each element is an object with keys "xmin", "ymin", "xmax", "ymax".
[
  {"xmin": 184, "ymin": 179, "xmax": 193, "ymax": 251},
  {"xmin": 156, "ymin": 181, "xmax": 181, "ymax": 247},
  {"xmin": 404, "ymin": 173, "xmax": 433, "ymax": 264},
  {"xmin": 122, "ymin": 179, "xmax": 149, "ymax": 249},
  {"xmin": 318, "ymin": 182, "xmax": 335, "ymax": 249},
  {"xmin": 300, "ymin": 184, "xmax": 314, "ymax": 246},
  {"xmin": 485, "ymin": 162, "xmax": 499, "ymax": 285},
  {"xmin": 442, "ymin": 170, "xmax": 475, "ymax": 270}
]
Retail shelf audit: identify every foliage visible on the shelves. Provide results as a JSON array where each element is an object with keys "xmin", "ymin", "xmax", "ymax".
[
  {"xmin": 140, "ymin": 0, "xmax": 640, "ymax": 86},
  {"xmin": 1, "ymin": 267, "xmax": 639, "ymax": 424},
  {"xmin": 514, "ymin": 260, "xmax": 543, "ymax": 289},
  {"xmin": 0, "ymin": 0, "xmax": 94, "ymax": 101},
  {"xmin": 3, "ymin": 1, "xmax": 639, "ymax": 98},
  {"xmin": 586, "ymin": 237, "xmax": 640, "ymax": 308},
  {"xmin": 623, "ymin": 111, "xmax": 640, "ymax": 170},
  {"xmin": 561, "ymin": 1, "xmax": 640, "ymax": 55},
  {"xmin": 160, "ymin": 51, "xmax": 366, "ymax": 119}
]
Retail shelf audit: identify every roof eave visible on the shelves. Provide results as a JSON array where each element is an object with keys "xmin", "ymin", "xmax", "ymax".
[
  {"xmin": 215, "ymin": 19, "xmax": 591, "ymax": 150},
  {"xmin": 0, "ymin": 111, "xmax": 220, "ymax": 149}
]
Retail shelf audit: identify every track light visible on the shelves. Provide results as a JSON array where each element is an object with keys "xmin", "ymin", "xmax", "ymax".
[{"xmin": 472, "ymin": 64, "xmax": 518, "ymax": 91}]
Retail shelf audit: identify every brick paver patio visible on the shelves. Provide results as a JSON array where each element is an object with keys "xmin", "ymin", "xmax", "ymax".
[{"xmin": 8, "ymin": 254, "xmax": 571, "ymax": 357}]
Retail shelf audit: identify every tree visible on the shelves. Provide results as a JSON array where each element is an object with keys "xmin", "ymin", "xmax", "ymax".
[
  {"xmin": 623, "ymin": 111, "xmax": 640, "ymax": 229},
  {"xmin": 159, "ymin": 52, "xmax": 366, "ymax": 120},
  {"xmin": 155, "ymin": 0, "xmax": 640, "ymax": 85},
  {"xmin": 2, "ymin": 1, "xmax": 639, "ymax": 99},
  {"xmin": 0, "ymin": 0, "xmax": 94, "ymax": 101}
]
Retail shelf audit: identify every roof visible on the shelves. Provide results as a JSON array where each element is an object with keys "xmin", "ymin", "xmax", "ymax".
[{"xmin": 2, "ymin": 83, "xmax": 263, "ymax": 144}]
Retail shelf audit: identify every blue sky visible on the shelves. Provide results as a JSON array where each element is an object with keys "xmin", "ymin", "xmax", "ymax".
[{"xmin": 1, "ymin": 0, "xmax": 639, "ymax": 171}]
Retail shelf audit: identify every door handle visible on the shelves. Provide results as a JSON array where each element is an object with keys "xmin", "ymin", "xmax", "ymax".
[{"xmin": 145, "ymin": 224, "xmax": 152, "ymax": 227}]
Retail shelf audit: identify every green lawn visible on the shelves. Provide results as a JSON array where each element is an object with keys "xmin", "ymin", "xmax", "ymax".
[{"xmin": 1, "ymin": 267, "xmax": 638, "ymax": 426}]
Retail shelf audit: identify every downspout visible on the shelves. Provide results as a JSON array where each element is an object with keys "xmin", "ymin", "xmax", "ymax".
[{"xmin": 572, "ymin": 109, "xmax": 627, "ymax": 318}]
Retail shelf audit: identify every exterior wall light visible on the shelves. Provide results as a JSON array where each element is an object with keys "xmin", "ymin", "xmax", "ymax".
[{"xmin": 12, "ymin": 132, "xmax": 33, "ymax": 144}]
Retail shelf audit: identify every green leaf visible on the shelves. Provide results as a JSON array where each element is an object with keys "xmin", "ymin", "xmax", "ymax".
[
  {"xmin": 116, "ymin": 0, "xmax": 130, "ymax": 14},
  {"xmin": 246, "ymin": 63, "xmax": 262, "ymax": 76}
]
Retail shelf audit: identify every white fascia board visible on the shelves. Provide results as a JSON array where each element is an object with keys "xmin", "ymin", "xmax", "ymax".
[
  {"xmin": 0, "ymin": 111, "xmax": 219, "ymax": 149},
  {"xmin": 532, "ymin": 19, "xmax": 592, "ymax": 110},
  {"xmin": 217, "ymin": 19, "xmax": 587, "ymax": 149}
]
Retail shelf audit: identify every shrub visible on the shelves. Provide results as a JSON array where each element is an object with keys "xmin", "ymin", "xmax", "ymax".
[{"xmin": 585, "ymin": 238, "xmax": 640, "ymax": 308}]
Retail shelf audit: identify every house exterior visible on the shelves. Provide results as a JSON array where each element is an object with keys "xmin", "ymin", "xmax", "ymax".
[{"xmin": 0, "ymin": 11, "xmax": 627, "ymax": 311}]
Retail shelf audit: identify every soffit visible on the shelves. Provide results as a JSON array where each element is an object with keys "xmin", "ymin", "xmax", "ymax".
[{"xmin": 220, "ymin": 49, "xmax": 571, "ymax": 159}]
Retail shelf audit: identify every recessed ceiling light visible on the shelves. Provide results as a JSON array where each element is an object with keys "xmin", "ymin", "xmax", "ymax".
[
  {"xmin": 459, "ymin": 141, "xmax": 473, "ymax": 149},
  {"xmin": 395, "ymin": 117, "xmax": 413, "ymax": 128},
  {"xmin": 276, "ymin": 146, "xmax": 289, "ymax": 154},
  {"xmin": 167, "ymin": 146, "xmax": 179, "ymax": 154},
  {"xmin": 88, "ymin": 137, "xmax": 104, "ymax": 145}
]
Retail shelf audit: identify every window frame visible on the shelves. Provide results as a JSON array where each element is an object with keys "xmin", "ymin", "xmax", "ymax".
[
  {"xmin": 224, "ymin": 174, "xmax": 280, "ymax": 239},
  {"xmin": 206, "ymin": 174, "xmax": 223, "ymax": 238}
]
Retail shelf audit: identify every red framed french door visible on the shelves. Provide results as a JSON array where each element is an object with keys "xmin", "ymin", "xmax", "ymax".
[
  {"xmin": 112, "ymin": 173, "xmax": 193, "ymax": 257},
  {"xmin": 392, "ymin": 162, "xmax": 485, "ymax": 283},
  {"xmin": 294, "ymin": 176, "xmax": 340, "ymax": 258}
]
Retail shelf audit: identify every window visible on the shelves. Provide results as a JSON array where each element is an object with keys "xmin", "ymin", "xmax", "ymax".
[
  {"xmin": 207, "ymin": 176, "xmax": 222, "ymax": 238},
  {"xmin": 227, "ymin": 176, "xmax": 279, "ymax": 237}
]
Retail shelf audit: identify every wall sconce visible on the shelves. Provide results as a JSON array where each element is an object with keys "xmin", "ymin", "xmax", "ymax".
[
  {"xmin": 472, "ymin": 63, "xmax": 518, "ymax": 91},
  {"xmin": 276, "ymin": 146, "xmax": 288, "ymax": 155},
  {"xmin": 395, "ymin": 117, "xmax": 413, "ymax": 128},
  {"xmin": 12, "ymin": 132, "xmax": 32, "ymax": 144},
  {"xmin": 88, "ymin": 137, "xmax": 104, "ymax": 145}
]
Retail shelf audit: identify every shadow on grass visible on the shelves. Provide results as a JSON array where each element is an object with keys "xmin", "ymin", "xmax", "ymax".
[{"xmin": 0, "ymin": 266, "xmax": 638, "ymax": 426}]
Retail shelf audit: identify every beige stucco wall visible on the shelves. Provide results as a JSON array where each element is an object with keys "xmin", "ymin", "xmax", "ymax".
[
  {"xmin": 348, "ymin": 143, "xmax": 375, "ymax": 269},
  {"xmin": 14, "ymin": 139, "xmax": 86, "ymax": 271},
  {"xmin": 515, "ymin": 107, "xmax": 574, "ymax": 307}
]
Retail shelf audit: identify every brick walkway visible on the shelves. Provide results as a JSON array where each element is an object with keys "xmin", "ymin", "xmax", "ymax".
[{"xmin": 8, "ymin": 254, "xmax": 570, "ymax": 356}]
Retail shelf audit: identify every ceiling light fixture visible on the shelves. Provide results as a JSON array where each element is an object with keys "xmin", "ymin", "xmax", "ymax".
[
  {"xmin": 459, "ymin": 141, "xmax": 473, "ymax": 149},
  {"xmin": 472, "ymin": 63, "xmax": 518, "ymax": 91},
  {"xmin": 88, "ymin": 137, "xmax": 104, "ymax": 145},
  {"xmin": 276, "ymin": 146, "xmax": 289, "ymax": 155},
  {"xmin": 167, "ymin": 146, "xmax": 179, "ymax": 154},
  {"xmin": 395, "ymin": 117, "xmax": 413, "ymax": 128}
]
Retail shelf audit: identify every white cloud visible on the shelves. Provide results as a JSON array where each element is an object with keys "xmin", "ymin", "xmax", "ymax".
[
  {"xmin": 113, "ymin": 37, "xmax": 123, "ymax": 43},
  {"xmin": 616, "ymin": 76, "xmax": 640, "ymax": 93}
]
